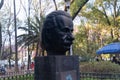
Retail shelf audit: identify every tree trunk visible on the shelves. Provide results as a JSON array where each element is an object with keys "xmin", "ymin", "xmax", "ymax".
[
  {"xmin": 53, "ymin": 0, "xmax": 57, "ymax": 10},
  {"xmin": 0, "ymin": 0, "xmax": 4, "ymax": 9},
  {"xmin": 0, "ymin": 0, "xmax": 4, "ymax": 60},
  {"xmin": 72, "ymin": 0, "xmax": 89, "ymax": 20},
  {"xmin": 13, "ymin": 0, "xmax": 19, "ymax": 72},
  {"xmin": 0, "ymin": 23, "xmax": 2, "ymax": 59},
  {"xmin": 8, "ymin": 30, "xmax": 12, "ymax": 69}
]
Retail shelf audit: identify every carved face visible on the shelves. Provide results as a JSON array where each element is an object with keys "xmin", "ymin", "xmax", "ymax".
[
  {"xmin": 53, "ymin": 15, "xmax": 74, "ymax": 52},
  {"xmin": 42, "ymin": 10, "xmax": 74, "ymax": 55}
]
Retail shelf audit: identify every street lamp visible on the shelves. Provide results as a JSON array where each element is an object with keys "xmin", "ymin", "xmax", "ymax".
[{"xmin": 64, "ymin": 0, "xmax": 71, "ymax": 13}]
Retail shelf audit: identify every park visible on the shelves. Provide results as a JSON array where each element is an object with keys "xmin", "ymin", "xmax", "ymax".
[{"xmin": 0, "ymin": 0, "xmax": 120, "ymax": 80}]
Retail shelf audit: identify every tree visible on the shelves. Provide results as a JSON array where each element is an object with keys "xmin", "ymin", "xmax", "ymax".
[
  {"xmin": 80, "ymin": 0, "xmax": 120, "ymax": 41},
  {"xmin": 0, "ymin": 23, "xmax": 2, "ymax": 59},
  {"xmin": 52, "ymin": 0, "xmax": 89, "ymax": 20},
  {"xmin": 0, "ymin": 0, "xmax": 4, "ymax": 59},
  {"xmin": 70, "ymin": 0, "xmax": 89, "ymax": 20},
  {"xmin": 73, "ymin": 0, "xmax": 120, "ymax": 59},
  {"xmin": 13, "ymin": 0, "xmax": 18, "ymax": 71},
  {"xmin": 17, "ymin": 16, "xmax": 44, "ymax": 55}
]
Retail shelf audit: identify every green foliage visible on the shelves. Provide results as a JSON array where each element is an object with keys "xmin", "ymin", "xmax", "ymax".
[
  {"xmin": 80, "ymin": 61, "xmax": 120, "ymax": 73},
  {"xmin": 73, "ymin": 25, "xmax": 100, "ymax": 59},
  {"xmin": 71, "ymin": 0, "xmax": 81, "ymax": 15},
  {"xmin": 17, "ymin": 16, "xmax": 44, "ymax": 47},
  {"xmin": 70, "ymin": 0, "xmax": 89, "ymax": 17},
  {"xmin": 73, "ymin": 26, "xmax": 87, "ymax": 55},
  {"xmin": 73, "ymin": 0, "xmax": 120, "ymax": 59}
]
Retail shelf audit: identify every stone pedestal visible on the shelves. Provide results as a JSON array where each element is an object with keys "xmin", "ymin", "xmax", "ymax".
[{"xmin": 34, "ymin": 56, "xmax": 80, "ymax": 80}]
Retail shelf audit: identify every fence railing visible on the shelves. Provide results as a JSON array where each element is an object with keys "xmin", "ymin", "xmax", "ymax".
[
  {"xmin": 80, "ymin": 72, "xmax": 120, "ymax": 80},
  {"xmin": 0, "ymin": 74, "xmax": 33, "ymax": 80},
  {"xmin": 0, "ymin": 70, "xmax": 34, "ymax": 80},
  {"xmin": 1, "ymin": 72, "xmax": 120, "ymax": 80}
]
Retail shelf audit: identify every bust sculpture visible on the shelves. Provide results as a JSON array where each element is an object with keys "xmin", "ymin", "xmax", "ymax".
[{"xmin": 41, "ymin": 10, "xmax": 74, "ymax": 55}]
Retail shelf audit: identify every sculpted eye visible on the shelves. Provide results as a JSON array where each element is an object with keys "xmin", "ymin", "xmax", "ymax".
[
  {"xmin": 71, "ymin": 29, "xmax": 73, "ymax": 32},
  {"xmin": 61, "ymin": 26, "xmax": 73, "ymax": 33},
  {"xmin": 62, "ymin": 28, "xmax": 70, "ymax": 32}
]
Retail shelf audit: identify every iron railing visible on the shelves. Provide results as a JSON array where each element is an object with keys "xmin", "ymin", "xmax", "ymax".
[
  {"xmin": 0, "ymin": 72, "xmax": 120, "ymax": 80},
  {"xmin": 80, "ymin": 72, "xmax": 120, "ymax": 80}
]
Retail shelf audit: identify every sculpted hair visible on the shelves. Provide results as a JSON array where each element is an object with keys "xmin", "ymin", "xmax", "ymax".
[{"xmin": 43, "ymin": 10, "xmax": 71, "ymax": 29}]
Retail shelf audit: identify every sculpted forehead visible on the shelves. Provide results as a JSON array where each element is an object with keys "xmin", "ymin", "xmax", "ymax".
[
  {"xmin": 55, "ymin": 15, "xmax": 73, "ymax": 29},
  {"xmin": 43, "ymin": 10, "xmax": 72, "ymax": 29}
]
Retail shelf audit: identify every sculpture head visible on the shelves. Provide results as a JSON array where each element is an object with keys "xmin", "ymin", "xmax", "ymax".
[{"xmin": 41, "ymin": 10, "xmax": 74, "ymax": 55}]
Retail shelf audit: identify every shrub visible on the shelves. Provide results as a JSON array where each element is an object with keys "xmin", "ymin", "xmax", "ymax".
[{"xmin": 80, "ymin": 61, "xmax": 120, "ymax": 73}]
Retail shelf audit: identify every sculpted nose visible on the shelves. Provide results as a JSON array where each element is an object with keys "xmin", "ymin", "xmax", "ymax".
[
  {"xmin": 68, "ymin": 34, "xmax": 74, "ymax": 41},
  {"xmin": 71, "ymin": 35, "xmax": 74, "ymax": 41}
]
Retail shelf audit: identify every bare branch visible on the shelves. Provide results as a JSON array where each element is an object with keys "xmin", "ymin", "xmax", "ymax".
[
  {"xmin": 53, "ymin": 0, "xmax": 58, "ymax": 10},
  {"xmin": 72, "ymin": 0, "xmax": 89, "ymax": 20},
  {"xmin": 101, "ymin": 6, "xmax": 111, "ymax": 25},
  {"xmin": 71, "ymin": 0, "xmax": 74, "ymax": 5},
  {"xmin": 0, "ymin": 0, "xmax": 4, "ymax": 9},
  {"xmin": 20, "ymin": 0, "xmax": 28, "ymax": 17}
]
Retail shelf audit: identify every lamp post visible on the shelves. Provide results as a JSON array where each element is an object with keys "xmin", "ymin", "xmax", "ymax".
[{"xmin": 64, "ymin": 0, "xmax": 73, "ymax": 55}]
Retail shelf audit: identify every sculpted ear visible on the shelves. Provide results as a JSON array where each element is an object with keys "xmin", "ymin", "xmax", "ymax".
[{"xmin": 46, "ymin": 29, "xmax": 53, "ymax": 40}]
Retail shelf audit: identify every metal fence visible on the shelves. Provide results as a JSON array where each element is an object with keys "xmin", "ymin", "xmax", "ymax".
[
  {"xmin": 0, "ymin": 74, "xmax": 33, "ymax": 80},
  {"xmin": 80, "ymin": 72, "xmax": 120, "ymax": 80},
  {"xmin": 0, "ymin": 70, "xmax": 34, "ymax": 80},
  {"xmin": 1, "ymin": 72, "xmax": 120, "ymax": 80}
]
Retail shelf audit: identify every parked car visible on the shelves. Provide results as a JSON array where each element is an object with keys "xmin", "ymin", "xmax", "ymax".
[{"xmin": 0, "ymin": 66, "xmax": 6, "ymax": 75}]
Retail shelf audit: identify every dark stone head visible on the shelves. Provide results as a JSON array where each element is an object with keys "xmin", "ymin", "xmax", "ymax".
[{"xmin": 41, "ymin": 10, "xmax": 74, "ymax": 55}]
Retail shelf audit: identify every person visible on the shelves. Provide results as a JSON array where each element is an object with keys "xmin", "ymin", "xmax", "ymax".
[
  {"xmin": 30, "ymin": 62, "xmax": 34, "ymax": 70},
  {"xmin": 95, "ymin": 56, "xmax": 99, "ymax": 61},
  {"xmin": 112, "ymin": 56, "xmax": 118, "ymax": 64},
  {"xmin": 0, "ymin": 66, "xmax": 6, "ymax": 74},
  {"xmin": 21, "ymin": 62, "xmax": 25, "ymax": 70},
  {"xmin": 41, "ymin": 10, "xmax": 74, "ymax": 55}
]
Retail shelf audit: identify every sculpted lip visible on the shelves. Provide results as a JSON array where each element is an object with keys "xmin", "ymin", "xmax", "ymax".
[{"xmin": 64, "ymin": 40, "xmax": 73, "ymax": 45}]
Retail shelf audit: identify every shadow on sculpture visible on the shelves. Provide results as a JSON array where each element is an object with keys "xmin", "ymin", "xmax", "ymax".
[{"xmin": 41, "ymin": 10, "xmax": 74, "ymax": 55}]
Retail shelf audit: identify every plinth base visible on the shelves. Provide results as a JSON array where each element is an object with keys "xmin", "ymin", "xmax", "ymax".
[{"xmin": 34, "ymin": 56, "xmax": 80, "ymax": 80}]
